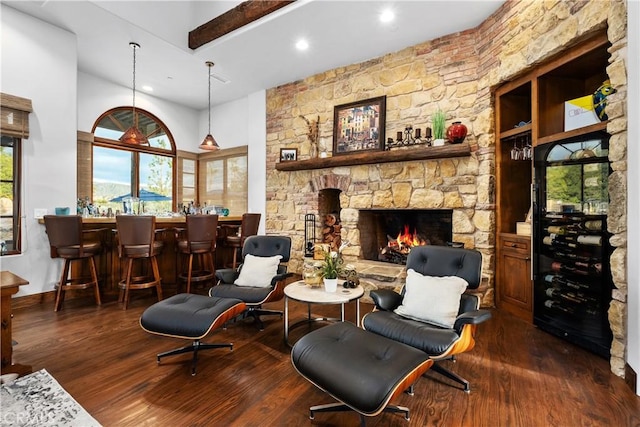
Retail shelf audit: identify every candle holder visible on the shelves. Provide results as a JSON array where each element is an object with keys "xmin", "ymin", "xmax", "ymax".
[{"xmin": 385, "ymin": 125, "xmax": 432, "ymax": 150}]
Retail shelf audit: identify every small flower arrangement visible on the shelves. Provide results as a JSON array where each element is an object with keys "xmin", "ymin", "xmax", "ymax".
[
  {"xmin": 319, "ymin": 240, "xmax": 350, "ymax": 280},
  {"xmin": 320, "ymin": 250, "xmax": 344, "ymax": 280}
]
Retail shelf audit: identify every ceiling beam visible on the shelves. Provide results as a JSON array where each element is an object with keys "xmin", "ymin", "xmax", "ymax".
[{"xmin": 189, "ymin": 0, "xmax": 296, "ymax": 50}]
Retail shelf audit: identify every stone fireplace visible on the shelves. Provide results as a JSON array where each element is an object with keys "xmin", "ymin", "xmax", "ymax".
[
  {"xmin": 269, "ymin": 170, "xmax": 493, "ymax": 306},
  {"xmin": 358, "ymin": 209, "xmax": 453, "ymax": 264}
]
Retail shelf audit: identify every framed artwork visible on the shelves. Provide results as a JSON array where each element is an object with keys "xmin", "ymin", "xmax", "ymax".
[
  {"xmin": 332, "ymin": 96, "xmax": 386, "ymax": 155},
  {"xmin": 280, "ymin": 148, "xmax": 298, "ymax": 162}
]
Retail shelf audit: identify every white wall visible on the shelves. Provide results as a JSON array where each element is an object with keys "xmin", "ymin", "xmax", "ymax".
[
  {"xmin": 1, "ymin": 5, "xmax": 79, "ymax": 296},
  {"xmin": 198, "ymin": 91, "xmax": 268, "ymax": 233},
  {"xmin": 626, "ymin": 0, "xmax": 639, "ymax": 396},
  {"xmin": 0, "ymin": 6, "xmax": 268, "ymax": 296},
  {"xmin": 77, "ymin": 72, "xmax": 199, "ymax": 148}
]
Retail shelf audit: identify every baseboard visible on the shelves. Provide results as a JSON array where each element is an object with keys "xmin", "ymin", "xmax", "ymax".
[
  {"xmin": 11, "ymin": 291, "xmax": 56, "ymax": 311},
  {"xmin": 625, "ymin": 363, "xmax": 638, "ymax": 394}
]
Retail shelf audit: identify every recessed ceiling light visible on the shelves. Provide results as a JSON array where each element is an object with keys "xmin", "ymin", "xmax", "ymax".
[
  {"xmin": 380, "ymin": 9, "xmax": 395, "ymax": 23},
  {"xmin": 296, "ymin": 39, "xmax": 309, "ymax": 51},
  {"xmin": 142, "ymin": 85, "xmax": 153, "ymax": 92}
]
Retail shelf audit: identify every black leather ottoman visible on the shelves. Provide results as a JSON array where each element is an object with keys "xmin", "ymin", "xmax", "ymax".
[
  {"xmin": 291, "ymin": 322, "xmax": 433, "ymax": 425},
  {"xmin": 140, "ymin": 293, "xmax": 246, "ymax": 375}
]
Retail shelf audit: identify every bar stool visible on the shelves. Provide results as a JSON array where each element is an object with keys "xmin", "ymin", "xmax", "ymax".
[
  {"xmin": 223, "ymin": 213, "xmax": 261, "ymax": 269},
  {"xmin": 176, "ymin": 214, "xmax": 219, "ymax": 294},
  {"xmin": 43, "ymin": 215, "xmax": 102, "ymax": 312},
  {"xmin": 115, "ymin": 215, "xmax": 164, "ymax": 310}
]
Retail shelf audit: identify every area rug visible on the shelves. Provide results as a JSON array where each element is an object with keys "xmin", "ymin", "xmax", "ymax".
[{"xmin": 0, "ymin": 369, "xmax": 101, "ymax": 426}]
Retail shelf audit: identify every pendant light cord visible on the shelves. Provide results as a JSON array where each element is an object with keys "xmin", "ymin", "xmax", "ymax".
[
  {"xmin": 131, "ymin": 43, "xmax": 139, "ymax": 123},
  {"xmin": 207, "ymin": 62, "xmax": 212, "ymax": 133}
]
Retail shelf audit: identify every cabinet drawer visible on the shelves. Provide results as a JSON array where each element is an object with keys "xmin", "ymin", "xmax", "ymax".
[{"xmin": 501, "ymin": 239, "xmax": 529, "ymax": 251}]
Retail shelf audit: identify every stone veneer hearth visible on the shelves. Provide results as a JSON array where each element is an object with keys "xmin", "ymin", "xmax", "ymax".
[{"xmin": 264, "ymin": 1, "xmax": 629, "ymax": 376}]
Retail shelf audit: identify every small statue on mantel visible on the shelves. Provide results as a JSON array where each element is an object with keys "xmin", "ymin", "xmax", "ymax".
[{"xmin": 298, "ymin": 115, "xmax": 319, "ymax": 158}]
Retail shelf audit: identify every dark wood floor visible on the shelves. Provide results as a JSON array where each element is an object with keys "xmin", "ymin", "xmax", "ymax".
[{"xmin": 9, "ymin": 289, "xmax": 640, "ymax": 427}]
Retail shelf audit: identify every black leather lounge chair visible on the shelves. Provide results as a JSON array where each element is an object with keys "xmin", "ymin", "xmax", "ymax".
[
  {"xmin": 209, "ymin": 235, "xmax": 292, "ymax": 330},
  {"xmin": 362, "ymin": 244, "xmax": 492, "ymax": 392}
]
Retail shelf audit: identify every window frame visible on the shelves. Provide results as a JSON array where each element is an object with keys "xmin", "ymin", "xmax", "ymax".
[
  {"xmin": 0, "ymin": 135, "xmax": 22, "ymax": 256},
  {"xmin": 198, "ymin": 146, "xmax": 248, "ymax": 214},
  {"xmin": 90, "ymin": 107, "xmax": 177, "ymax": 210}
]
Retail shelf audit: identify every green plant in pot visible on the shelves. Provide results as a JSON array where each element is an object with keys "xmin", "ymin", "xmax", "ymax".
[
  {"xmin": 432, "ymin": 109, "xmax": 446, "ymax": 146},
  {"xmin": 320, "ymin": 250, "xmax": 343, "ymax": 292}
]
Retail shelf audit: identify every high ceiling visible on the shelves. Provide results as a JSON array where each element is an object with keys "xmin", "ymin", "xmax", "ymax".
[{"xmin": 3, "ymin": 0, "xmax": 504, "ymax": 110}]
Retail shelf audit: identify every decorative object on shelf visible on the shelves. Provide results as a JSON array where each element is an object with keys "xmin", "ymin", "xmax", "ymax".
[
  {"xmin": 446, "ymin": 121, "xmax": 468, "ymax": 144},
  {"xmin": 303, "ymin": 259, "xmax": 324, "ymax": 287},
  {"xmin": 384, "ymin": 124, "xmax": 432, "ymax": 150},
  {"xmin": 298, "ymin": 115, "xmax": 319, "ymax": 157},
  {"xmin": 120, "ymin": 42, "xmax": 149, "ymax": 145},
  {"xmin": 432, "ymin": 109, "xmax": 446, "ymax": 146},
  {"xmin": 341, "ymin": 264, "xmax": 359, "ymax": 288},
  {"xmin": 333, "ymin": 96, "xmax": 386, "ymax": 155},
  {"xmin": 304, "ymin": 213, "xmax": 316, "ymax": 257},
  {"xmin": 200, "ymin": 61, "xmax": 220, "ymax": 150},
  {"xmin": 592, "ymin": 79, "xmax": 616, "ymax": 121},
  {"xmin": 280, "ymin": 148, "xmax": 297, "ymax": 162},
  {"xmin": 313, "ymin": 243, "xmax": 330, "ymax": 260}
]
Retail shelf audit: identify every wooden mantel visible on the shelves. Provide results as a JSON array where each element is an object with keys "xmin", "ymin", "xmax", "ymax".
[{"xmin": 275, "ymin": 142, "xmax": 472, "ymax": 171}]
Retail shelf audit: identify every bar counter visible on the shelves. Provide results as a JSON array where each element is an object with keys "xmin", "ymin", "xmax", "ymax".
[{"xmin": 41, "ymin": 215, "xmax": 243, "ymax": 298}]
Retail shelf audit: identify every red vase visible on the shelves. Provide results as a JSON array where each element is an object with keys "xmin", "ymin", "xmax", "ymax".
[{"xmin": 446, "ymin": 121, "xmax": 467, "ymax": 144}]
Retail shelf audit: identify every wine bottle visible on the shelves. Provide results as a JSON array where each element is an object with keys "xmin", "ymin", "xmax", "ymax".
[
  {"xmin": 576, "ymin": 235, "xmax": 602, "ymax": 246},
  {"xmin": 551, "ymin": 261, "xmax": 588, "ymax": 276},
  {"xmin": 544, "ymin": 274, "xmax": 568, "ymax": 288},
  {"xmin": 564, "ymin": 277, "xmax": 592, "ymax": 292},
  {"xmin": 545, "ymin": 287, "xmax": 560, "ymax": 298},
  {"xmin": 574, "ymin": 261, "xmax": 602, "ymax": 275},
  {"xmin": 546, "ymin": 225, "xmax": 567, "ymax": 235},
  {"xmin": 544, "ymin": 299, "xmax": 576, "ymax": 315},
  {"xmin": 543, "ymin": 236, "xmax": 577, "ymax": 249},
  {"xmin": 583, "ymin": 220, "xmax": 603, "ymax": 231}
]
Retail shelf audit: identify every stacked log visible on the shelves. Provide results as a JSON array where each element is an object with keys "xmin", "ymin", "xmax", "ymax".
[{"xmin": 322, "ymin": 213, "xmax": 341, "ymax": 251}]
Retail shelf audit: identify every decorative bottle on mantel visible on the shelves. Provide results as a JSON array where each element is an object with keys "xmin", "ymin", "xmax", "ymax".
[{"xmin": 446, "ymin": 121, "xmax": 468, "ymax": 144}]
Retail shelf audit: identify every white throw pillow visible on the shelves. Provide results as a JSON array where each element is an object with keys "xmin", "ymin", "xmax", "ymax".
[
  {"xmin": 234, "ymin": 254, "xmax": 283, "ymax": 288},
  {"xmin": 394, "ymin": 269, "xmax": 469, "ymax": 328}
]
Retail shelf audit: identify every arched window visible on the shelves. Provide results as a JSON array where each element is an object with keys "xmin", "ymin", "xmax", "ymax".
[{"xmin": 89, "ymin": 107, "xmax": 176, "ymax": 215}]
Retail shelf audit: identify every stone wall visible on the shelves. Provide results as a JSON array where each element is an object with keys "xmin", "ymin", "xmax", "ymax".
[{"xmin": 265, "ymin": 0, "xmax": 628, "ymax": 376}]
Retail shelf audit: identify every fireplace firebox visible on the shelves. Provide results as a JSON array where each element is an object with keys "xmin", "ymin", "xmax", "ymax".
[{"xmin": 357, "ymin": 209, "xmax": 453, "ymax": 264}]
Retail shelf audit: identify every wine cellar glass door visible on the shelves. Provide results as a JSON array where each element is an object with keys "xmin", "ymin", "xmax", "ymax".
[{"xmin": 532, "ymin": 132, "xmax": 613, "ymax": 358}]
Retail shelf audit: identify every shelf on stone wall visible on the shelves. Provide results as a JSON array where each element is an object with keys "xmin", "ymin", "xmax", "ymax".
[{"xmin": 275, "ymin": 142, "xmax": 472, "ymax": 171}]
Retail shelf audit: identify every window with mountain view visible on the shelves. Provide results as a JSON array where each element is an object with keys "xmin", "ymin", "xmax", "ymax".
[{"xmin": 91, "ymin": 107, "xmax": 175, "ymax": 215}]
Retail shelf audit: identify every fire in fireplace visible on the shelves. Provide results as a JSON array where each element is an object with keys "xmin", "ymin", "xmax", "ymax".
[
  {"xmin": 358, "ymin": 209, "xmax": 453, "ymax": 265},
  {"xmin": 381, "ymin": 224, "xmax": 428, "ymax": 263}
]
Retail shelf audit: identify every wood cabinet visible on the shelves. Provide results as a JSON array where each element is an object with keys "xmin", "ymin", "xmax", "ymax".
[
  {"xmin": 495, "ymin": 31, "xmax": 610, "ymax": 323},
  {"xmin": 497, "ymin": 233, "xmax": 532, "ymax": 322},
  {"xmin": 1, "ymin": 271, "xmax": 32, "ymax": 376}
]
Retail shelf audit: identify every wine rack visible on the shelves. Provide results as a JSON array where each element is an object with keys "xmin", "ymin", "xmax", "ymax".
[
  {"xmin": 533, "ymin": 133, "xmax": 613, "ymax": 358},
  {"xmin": 535, "ymin": 213, "xmax": 613, "ymax": 357}
]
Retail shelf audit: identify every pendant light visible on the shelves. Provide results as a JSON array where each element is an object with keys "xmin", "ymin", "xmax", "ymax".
[
  {"xmin": 120, "ymin": 42, "xmax": 149, "ymax": 145},
  {"xmin": 199, "ymin": 61, "xmax": 220, "ymax": 151}
]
